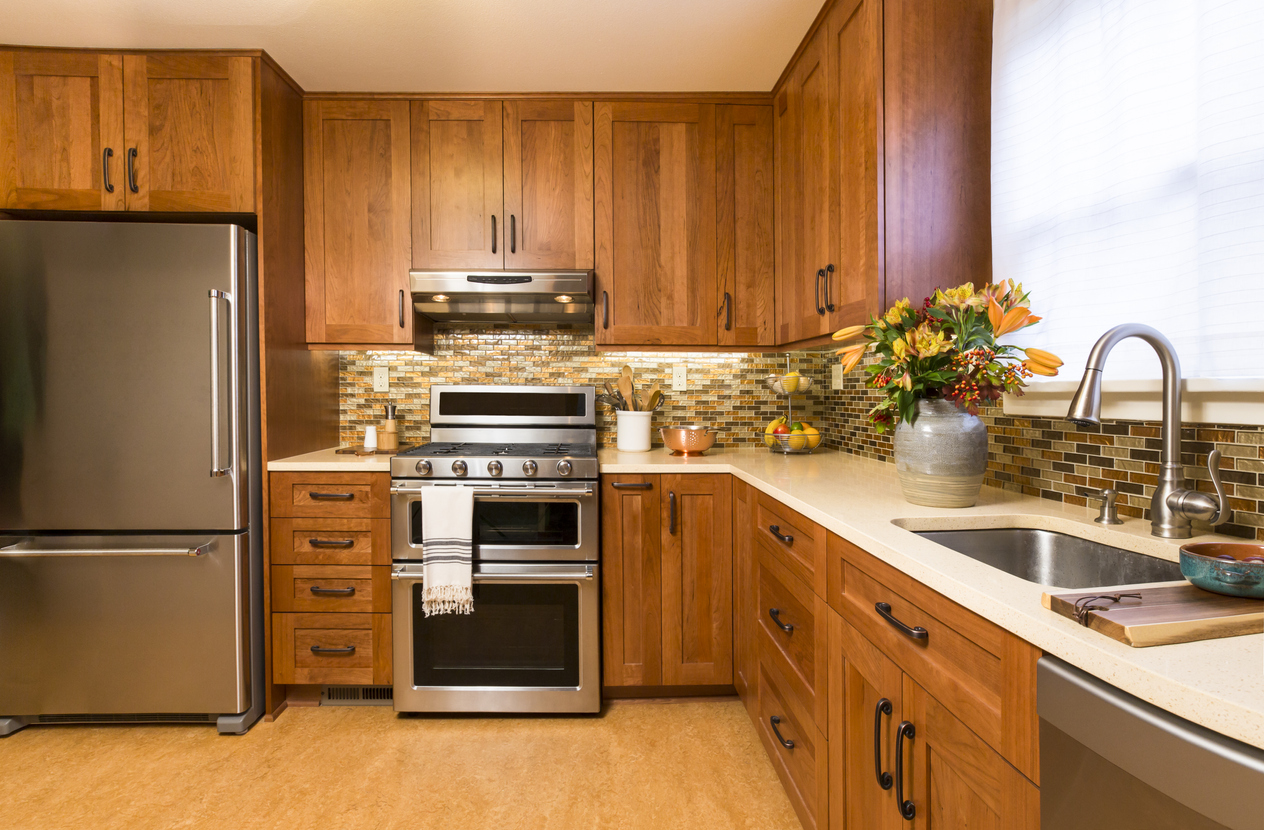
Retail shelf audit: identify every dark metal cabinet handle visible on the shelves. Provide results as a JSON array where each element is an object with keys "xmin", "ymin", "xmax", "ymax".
[
  {"xmin": 310, "ymin": 586, "xmax": 355, "ymax": 596},
  {"xmin": 126, "ymin": 147, "xmax": 138, "ymax": 193},
  {"xmin": 510, "ymin": 214, "xmax": 516, "ymax": 253},
  {"xmin": 611, "ymin": 482, "xmax": 653, "ymax": 490},
  {"xmin": 815, "ymin": 268, "xmax": 826, "ymax": 315},
  {"xmin": 825, "ymin": 264, "xmax": 836, "ymax": 312},
  {"xmin": 310, "ymin": 645, "xmax": 356, "ymax": 655},
  {"xmin": 875, "ymin": 601, "xmax": 929, "ymax": 641},
  {"xmin": 102, "ymin": 147, "xmax": 115, "ymax": 193},
  {"xmin": 723, "ymin": 292, "xmax": 732, "ymax": 331},
  {"xmin": 602, "ymin": 291, "xmax": 609, "ymax": 329},
  {"xmin": 768, "ymin": 607, "xmax": 794, "ymax": 633},
  {"xmin": 308, "ymin": 538, "xmax": 355, "ymax": 548},
  {"xmin": 399, "ymin": 290, "xmax": 406, "ymax": 328},
  {"xmin": 668, "ymin": 491, "xmax": 677, "ymax": 534},
  {"xmin": 491, "ymin": 215, "xmax": 497, "ymax": 254},
  {"xmin": 895, "ymin": 720, "xmax": 916, "ymax": 819},
  {"xmin": 308, "ymin": 491, "xmax": 355, "ymax": 501},
  {"xmin": 874, "ymin": 698, "xmax": 893, "ymax": 789},
  {"xmin": 770, "ymin": 715, "xmax": 795, "ymax": 749},
  {"xmin": 768, "ymin": 524, "xmax": 794, "ymax": 545}
]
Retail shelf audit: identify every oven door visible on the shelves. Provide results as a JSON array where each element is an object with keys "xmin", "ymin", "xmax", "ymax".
[
  {"xmin": 391, "ymin": 562, "xmax": 600, "ymax": 713},
  {"xmin": 391, "ymin": 481, "xmax": 597, "ymax": 562}
]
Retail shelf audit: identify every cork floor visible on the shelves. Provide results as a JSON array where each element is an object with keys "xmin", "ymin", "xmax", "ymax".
[{"xmin": 0, "ymin": 699, "xmax": 801, "ymax": 830}]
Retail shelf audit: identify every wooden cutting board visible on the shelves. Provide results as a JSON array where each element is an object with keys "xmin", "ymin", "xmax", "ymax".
[{"xmin": 1043, "ymin": 583, "xmax": 1264, "ymax": 647}]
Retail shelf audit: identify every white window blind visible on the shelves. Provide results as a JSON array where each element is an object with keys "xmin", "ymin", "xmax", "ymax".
[{"xmin": 992, "ymin": 0, "xmax": 1264, "ymax": 381}]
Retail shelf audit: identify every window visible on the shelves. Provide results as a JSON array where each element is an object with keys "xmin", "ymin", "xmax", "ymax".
[{"xmin": 992, "ymin": 0, "xmax": 1264, "ymax": 382}]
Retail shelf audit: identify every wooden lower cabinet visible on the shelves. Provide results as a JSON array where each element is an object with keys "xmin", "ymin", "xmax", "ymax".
[
  {"xmin": 757, "ymin": 632, "xmax": 829, "ymax": 830},
  {"xmin": 732, "ymin": 479, "xmax": 757, "ymax": 707},
  {"xmin": 602, "ymin": 474, "xmax": 663, "ymax": 687},
  {"xmin": 272, "ymin": 612, "xmax": 391, "ymax": 685}
]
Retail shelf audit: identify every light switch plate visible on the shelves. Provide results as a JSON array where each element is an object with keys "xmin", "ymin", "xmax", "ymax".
[
  {"xmin": 831, "ymin": 363, "xmax": 844, "ymax": 390},
  {"xmin": 373, "ymin": 367, "xmax": 390, "ymax": 392},
  {"xmin": 672, "ymin": 365, "xmax": 687, "ymax": 391}
]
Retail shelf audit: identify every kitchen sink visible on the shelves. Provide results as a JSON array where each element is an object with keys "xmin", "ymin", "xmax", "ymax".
[{"xmin": 914, "ymin": 528, "xmax": 1183, "ymax": 589}]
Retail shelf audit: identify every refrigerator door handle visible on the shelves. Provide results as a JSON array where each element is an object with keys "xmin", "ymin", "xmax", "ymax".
[
  {"xmin": 208, "ymin": 289, "xmax": 232, "ymax": 478},
  {"xmin": 0, "ymin": 543, "xmax": 210, "ymax": 557}
]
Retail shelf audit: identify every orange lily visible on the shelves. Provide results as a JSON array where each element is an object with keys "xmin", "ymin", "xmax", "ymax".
[
  {"xmin": 1024, "ymin": 360, "xmax": 1058, "ymax": 377},
  {"xmin": 832, "ymin": 324, "xmax": 868, "ymax": 342},
  {"xmin": 837, "ymin": 344, "xmax": 867, "ymax": 374},
  {"xmin": 1024, "ymin": 348, "xmax": 1063, "ymax": 368},
  {"xmin": 987, "ymin": 296, "xmax": 1005, "ymax": 332},
  {"xmin": 995, "ymin": 306, "xmax": 1034, "ymax": 337}
]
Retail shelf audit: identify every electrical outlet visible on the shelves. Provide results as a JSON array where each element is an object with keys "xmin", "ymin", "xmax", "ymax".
[
  {"xmin": 672, "ymin": 365, "xmax": 687, "ymax": 391},
  {"xmin": 373, "ymin": 367, "xmax": 390, "ymax": 392},
  {"xmin": 831, "ymin": 363, "xmax": 844, "ymax": 390}
]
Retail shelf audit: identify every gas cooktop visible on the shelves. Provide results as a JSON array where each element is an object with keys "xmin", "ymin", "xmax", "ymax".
[{"xmin": 399, "ymin": 442, "xmax": 596, "ymax": 459}]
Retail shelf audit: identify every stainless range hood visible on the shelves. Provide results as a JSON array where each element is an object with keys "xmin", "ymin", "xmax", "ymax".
[{"xmin": 409, "ymin": 270, "xmax": 594, "ymax": 324}]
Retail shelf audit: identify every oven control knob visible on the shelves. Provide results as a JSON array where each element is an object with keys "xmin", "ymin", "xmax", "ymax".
[
  {"xmin": 556, "ymin": 460, "xmax": 572, "ymax": 477},
  {"xmin": 415, "ymin": 460, "xmax": 432, "ymax": 476},
  {"xmin": 451, "ymin": 460, "xmax": 468, "ymax": 477},
  {"xmin": 487, "ymin": 460, "xmax": 503, "ymax": 477},
  {"xmin": 523, "ymin": 460, "xmax": 538, "ymax": 477}
]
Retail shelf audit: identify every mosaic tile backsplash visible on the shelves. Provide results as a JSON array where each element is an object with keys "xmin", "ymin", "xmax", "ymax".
[
  {"xmin": 339, "ymin": 325, "xmax": 826, "ymax": 450},
  {"xmin": 339, "ymin": 326, "xmax": 1263, "ymax": 541}
]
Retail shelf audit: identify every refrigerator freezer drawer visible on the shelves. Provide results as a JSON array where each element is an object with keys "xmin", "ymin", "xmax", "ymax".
[{"xmin": 0, "ymin": 534, "xmax": 250, "ymax": 717}]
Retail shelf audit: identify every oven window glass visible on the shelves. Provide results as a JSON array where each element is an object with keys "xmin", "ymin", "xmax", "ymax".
[
  {"xmin": 411, "ymin": 582, "xmax": 580, "ymax": 687},
  {"xmin": 409, "ymin": 499, "xmax": 579, "ymax": 547},
  {"xmin": 437, "ymin": 391, "xmax": 586, "ymax": 418}
]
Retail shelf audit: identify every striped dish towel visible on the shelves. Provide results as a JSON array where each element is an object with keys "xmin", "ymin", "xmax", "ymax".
[{"xmin": 421, "ymin": 485, "xmax": 475, "ymax": 616}]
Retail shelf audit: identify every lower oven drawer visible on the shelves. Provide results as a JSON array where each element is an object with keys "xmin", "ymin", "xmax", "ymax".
[
  {"xmin": 271, "ymin": 613, "xmax": 391, "ymax": 685},
  {"xmin": 271, "ymin": 565, "xmax": 391, "ymax": 613}
]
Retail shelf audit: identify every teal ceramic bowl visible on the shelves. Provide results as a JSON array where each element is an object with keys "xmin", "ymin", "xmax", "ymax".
[{"xmin": 1179, "ymin": 543, "xmax": 1264, "ymax": 599}]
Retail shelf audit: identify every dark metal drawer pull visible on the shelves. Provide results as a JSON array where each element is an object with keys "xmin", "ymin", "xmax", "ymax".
[
  {"xmin": 875, "ymin": 601, "xmax": 929, "ymax": 641},
  {"xmin": 874, "ymin": 698, "xmax": 893, "ymax": 789},
  {"xmin": 768, "ymin": 608, "xmax": 794, "ymax": 633},
  {"xmin": 895, "ymin": 720, "xmax": 916, "ymax": 819},
  {"xmin": 669, "ymin": 491, "xmax": 677, "ymax": 535},
  {"xmin": 126, "ymin": 147, "xmax": 138, "ymax": 193},
  {"xmin": 308, "ymin": 538, "xmax": 355, "ymax": 548},
  {"xmin": 824, "ymin": 263, "xmax": 836, "ymax": 312},
  {"xmin": 768, "ymin": 524, "xmax": 793, "ymax": 545},
  {"xmin": 102, "ymin": 147, "xmax": 115, "ymax": 193},
  {"xmin": 770, "ymin": 715, "xmax": 795, "ymax": 749},
  {"xmin": 310, "ymin": 645, "xmax": 356, "ymax": 655},
  {"xmin": 611, "ymin": 482, "xmax": 653, "ymax": 490},
  {"xmin": 310, "ymin": 586, "xmax": 356, "ymax": 596},
  {"xmin": 308, "ymin": 492, "xmax": 355, "ymax": 501}
]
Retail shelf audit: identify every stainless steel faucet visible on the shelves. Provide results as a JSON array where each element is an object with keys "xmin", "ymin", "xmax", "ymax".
[{"xmin": 1066, "ymin": 324, "xmax": 1228, "ymax": 538}]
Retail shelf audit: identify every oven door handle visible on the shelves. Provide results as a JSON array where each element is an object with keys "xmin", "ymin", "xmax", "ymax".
[
  {"xmin": 392, "ymin": 565, "xmax": 595, "ymax": 582},
  {"xmin": 391, "ymin": 485, "xmax": 595, "ymax": 498}
]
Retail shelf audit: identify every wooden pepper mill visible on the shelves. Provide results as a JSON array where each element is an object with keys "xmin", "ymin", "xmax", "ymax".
[{"xmin": 380, "ymin": 404, "xmax": 400, "ymax": 451}]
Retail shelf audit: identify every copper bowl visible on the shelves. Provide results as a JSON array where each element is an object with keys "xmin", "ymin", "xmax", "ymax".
[{"xmin": 660, "ymin": 426, "xmax": 718, "ymax": 456}]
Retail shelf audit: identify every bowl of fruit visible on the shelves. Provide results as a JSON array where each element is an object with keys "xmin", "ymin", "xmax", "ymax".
[
  {"xmin": 766, "ymin": 372, "xmax": 814, "ymax": 395},
  {"xmin": 762, "ymin": 417, "xmax": 823, "ymax": 454}
]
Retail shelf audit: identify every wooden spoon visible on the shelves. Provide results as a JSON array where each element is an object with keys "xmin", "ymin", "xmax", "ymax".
[{"xmin": 618, "ymin": 374, "xmax": 635, "ymax": 410}]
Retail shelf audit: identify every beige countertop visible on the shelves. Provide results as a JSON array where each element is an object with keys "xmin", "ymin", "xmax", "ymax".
[{"xmin": 269, "ymin": 443, "xmax": 1264, "ymax": 748}]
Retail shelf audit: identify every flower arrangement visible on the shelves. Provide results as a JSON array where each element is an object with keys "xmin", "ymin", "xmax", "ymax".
[{"xmin": 832, "ymin": 280, "xmax": 1062, "ymax": 433}]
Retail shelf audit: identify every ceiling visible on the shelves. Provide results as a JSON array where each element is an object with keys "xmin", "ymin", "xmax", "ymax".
[{"xmin": 0, "ymin": 0, "xmax": 822, "ymax": 92}]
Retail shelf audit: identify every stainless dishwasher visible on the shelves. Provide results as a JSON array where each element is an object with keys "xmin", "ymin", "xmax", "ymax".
[{"xmin": 1039, "ymin": 656, "xmax": 1264, "ymax": 830}]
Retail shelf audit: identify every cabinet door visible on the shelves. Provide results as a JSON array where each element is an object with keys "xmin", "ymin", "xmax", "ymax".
[
  {"xmin": 732, "ymin": 478, "xmax": 756, "ymax": 707},
  {"xmin": 661, "ymin": 473, "xmax": 732, "ymax": 685},
  {"xmin": 303, "ymin": 100, "xmax": 413, "ymax": 346},
  {"xmin": 594, "ymin": 102, "xmax": 717, "ymax": 346},
  {"xmin": 121, "ymin": 54, "xmax": 253, "ymax": 212},
  {"xmin": 601, "ymin": 475, "xmax": 662, "ymax": 687},
  {"xmin": 905, "ymin": 678, "xmax": 1041, "ymax": 829},
  {"xmin": 716, "ymin": 105, "xmax": 775, "ymax": 346},
  {"xmin": 773, "ymin": 83, "xmax": 799, "ymax": 345},
  {"xmin": 777, "ymin": 29, "xmax": 831, "ymax": 344},
  {"xmin": 411, "ymin": 100, "xmax": 504, "ymax": 270},
  {"xmin": 829, "ymin": 610, "xmax": 904, "ymax": 830},
  {"xmin": 0, "ymin": 51, "xmax": 124, "ymax": 210},
  {"xmin": 503, "ymin": 100, "xmax": 594, "ymax": 270},
  {"xmin": 827, "ymin": 0, "xmax": 884, "ymax": 329}
]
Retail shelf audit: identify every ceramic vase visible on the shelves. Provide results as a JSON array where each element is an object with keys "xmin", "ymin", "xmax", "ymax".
[{"xmin": 892, "ymin": 399, "xmax": 988, "ymax": 508}]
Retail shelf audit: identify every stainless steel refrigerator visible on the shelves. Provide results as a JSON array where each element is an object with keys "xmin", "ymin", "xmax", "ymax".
[{"xmin": 0, "ymin": 220, "xmax": 263, "ymax": 735}]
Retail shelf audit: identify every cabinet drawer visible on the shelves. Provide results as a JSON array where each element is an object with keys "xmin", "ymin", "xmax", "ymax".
[
  {"xmin": 271, "ymin": 565, "xmax": 391, "ymax": 613},
  {"xmin": 270, "ymin": 518, "xmax": 390, "ymax": 566},
  {"xmin": 755, "ymin": 544, "xmax": 828, "ymax": 729},
  {"xmin": 272, "ymin": 613, "xmax": 391, "ymax": 685},
  {"xmin": 756, "ymin": 636, "xmax": 828, "ymax": 830},
  {"xmin": 269, "ymin": 472, "xmax": 390, "ymax": 518},
  {"xmin": 754, "ymin": 492, "xmax": 827, "ymax": 596},
  {"xmin": 825, "ymin": 531, "xmax": 1040, "ymax": 782}
]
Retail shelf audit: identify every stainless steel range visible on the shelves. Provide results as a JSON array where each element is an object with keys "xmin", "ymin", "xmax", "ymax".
[{"xmin": 390, "ymin": 385, "xmax": 600, "ymax": 714}]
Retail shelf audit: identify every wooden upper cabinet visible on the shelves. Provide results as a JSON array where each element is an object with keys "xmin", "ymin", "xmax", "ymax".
[
  {"xmin": 661, "ymin": 473, "xmax": 732, "ymax": 686},
  {"xmin": 601, "ymin": 475, "xmax": 663, "ymax": 687},
  {"xmin": 594, "ymin": 102, "xmax": 718, "ymax": 346},
  {"xmin": 304, "ymin": 100, "xmax": 414, "ymax": 347},
  {"xmin": 411, "ymin": 100, "xmax": 504, "ymax": 270},
  {"xmin": 0, "ymin": 51, "xmax": 125, "ymax": 211},
  {"xmin": 122, "ymin": 54, "xmax": 254, "ymax": 212},
  {"xmin": 503, "ymin": 100, "xmax": 594, "ymax": 270},
  {"xmin": 716, "ymin": 105, "xmax": 775, "ymax": 347},
  {"xmin": 827, "ymin": 0, "xmax": 883, "ymax": 328}
]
